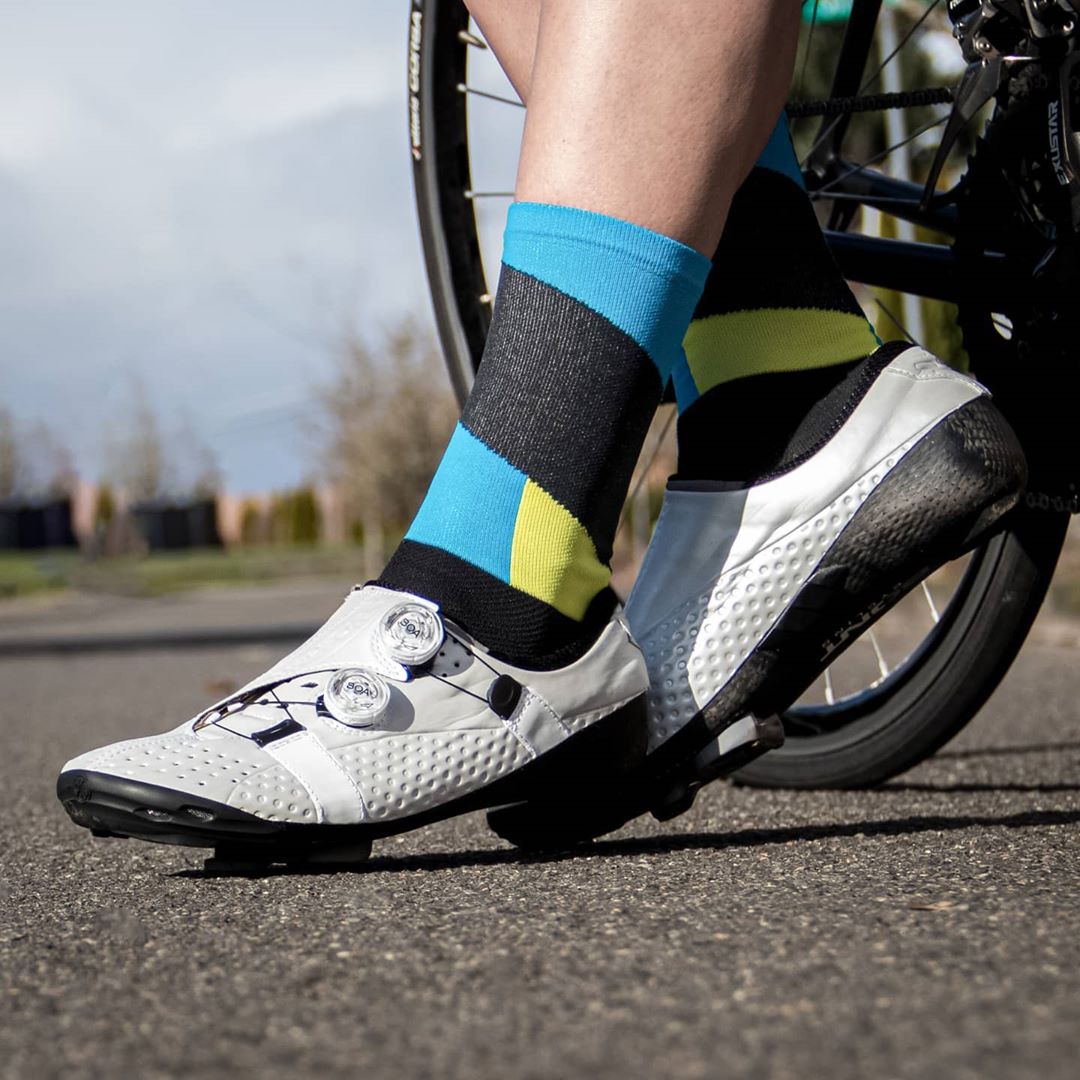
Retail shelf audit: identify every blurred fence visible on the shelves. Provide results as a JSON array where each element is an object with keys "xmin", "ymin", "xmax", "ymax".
[
  {"xmin": 0, "ymin": 496, "xmax": 223, "ymax": 552},
  {"xmin": 129, "ymin": 499, "xmax": 222, "ymax": 551},
  {"xmin": 0, "ymin": 499, "xmax": 78, "ymax": 550}
]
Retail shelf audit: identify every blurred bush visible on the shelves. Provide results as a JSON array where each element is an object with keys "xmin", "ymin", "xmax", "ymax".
[{"xmin": 318, "ymin": 319, "xmax": 457, "ymax": 577}]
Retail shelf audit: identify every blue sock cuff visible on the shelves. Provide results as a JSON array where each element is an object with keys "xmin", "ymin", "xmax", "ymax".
[
  {"xmin": 502, "ymin": 201, "xmax": 711, "ymax": 381},
  {"xmin": 754, "ymin": 114, "xmax": 805, "ymax": 190}
]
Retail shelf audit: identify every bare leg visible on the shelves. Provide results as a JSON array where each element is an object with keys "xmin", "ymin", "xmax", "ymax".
[
  {"xmin": 465, "ymin": 0, "xmax": 540, "ymax": 101},
  {"xmin": 466, "ymin": 0, "xmax": 799, "ymax": 254}
]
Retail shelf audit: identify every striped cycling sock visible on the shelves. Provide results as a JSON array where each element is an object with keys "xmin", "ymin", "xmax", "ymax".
[
  {"xmin": 380, "ymin": 202, "xmax": 710, "ymax": 668},
  {"xmin": 672, "ymin": 116, "xmax": 883, "ymax": 484}
]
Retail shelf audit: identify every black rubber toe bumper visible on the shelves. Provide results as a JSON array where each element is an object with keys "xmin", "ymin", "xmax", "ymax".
[{"xmin": 58, "ymin": 771, "xmax": 283, "ymax": 849}]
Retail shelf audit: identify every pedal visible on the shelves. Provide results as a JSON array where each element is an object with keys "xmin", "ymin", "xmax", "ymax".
[{"xmin": 649, "ymin": 714, "xmax": 784, "ymax": 822}]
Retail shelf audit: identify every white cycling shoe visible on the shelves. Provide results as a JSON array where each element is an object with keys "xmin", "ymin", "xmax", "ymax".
[
  {"xmin": 58, "ymin": 585, "xmax": 648, "ymax": 869},
  {"xmin": 488, "ymin": 344, "xmax": 1027, "ymax": 845}
]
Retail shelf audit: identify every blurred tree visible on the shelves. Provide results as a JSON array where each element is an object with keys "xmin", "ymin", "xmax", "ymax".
[
  {"xmin": 106, "ymin": 380, "xmax": 164, "ymax": 502},
  {"xmin": 0, "ymin": 408, "xmax": 15, "ymax": 500},
  {"xmin": 239, "ymin": 498, "xmax": 265, "ymax": 546},
  {"xmin": 25, "ymin": 421, "xmax": 76, "ymax": 495},
  {"xmin": 266, "ymin": 487, "xmax": 321, "ymax": 544},
  {"xmin": 175, "ymin": 408, "xmax": 223, "ymax": 498},
  {"xmin": 0, "ymin": 409, "xmax": 76, "ymax": 498},
  {"xmin": 93, "ymin": 483, "xmax": 116, "ymax": 528},
  {"xmin": 319, "ymin": 319, "xmax": 457, "ymax": 576},
  {"xmin": 289, "ymin": 486, "xmax": 320, "ymax": 544},
  {"xmin": 102, "ymin": 382, "xmax": 222, "ymax": 502},
  {"xmin": 269, "ymin": 492, "xmax": 290, "ymax": 544},
  {"xmin": 191, "ymin": 447, "xmax": 224, "ymax": 499}
]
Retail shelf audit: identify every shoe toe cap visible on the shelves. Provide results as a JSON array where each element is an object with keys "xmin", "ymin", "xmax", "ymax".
[{"xmin": 59, "ymin": 729, "xmax": 285, "ymax": 811}]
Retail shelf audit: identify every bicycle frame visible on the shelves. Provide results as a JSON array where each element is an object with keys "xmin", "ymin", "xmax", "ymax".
[
  {"xmin": 417, "ymin": 0, "xmax": 1071, "ymax": 399},
  {"xmin": 809, "ymin": 0, "xmax": 1030, "ymax": 309}
]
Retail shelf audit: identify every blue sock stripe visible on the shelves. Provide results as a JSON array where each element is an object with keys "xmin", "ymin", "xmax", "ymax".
[
  {"xmin": 405, "ymin": 423, "xmax": 525, "ymax": 583},
  {"xmin": 671, "ymin": 350, "xmax": 701, "ymax": 412},
  {"xmin": 755, "ymin": 114, "xmax": 805, "ymax": 190},
  {"xmin": 501, "ymin": 202, "xmax": 711, "ymax": 382}
]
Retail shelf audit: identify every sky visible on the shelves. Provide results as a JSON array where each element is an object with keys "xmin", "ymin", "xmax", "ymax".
[
  {"xmin": 0, "ymin": 4, "xmax": 961, "ymax": 496},
  {"xmin": 0, "ymin": 1, "xmax": 491, "ymax": 492}
]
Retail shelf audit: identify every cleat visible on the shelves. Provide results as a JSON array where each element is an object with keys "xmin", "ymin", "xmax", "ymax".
[
  {"xmin": 486, "ymin": 794, "xmax": 628, "ymax": 852},
  {"xmin": 200, "ymin": 840, "xmax": 373, "ymax": 874},
  {"xmin": 304, "ymin": 842, "xmax": 373, "ymax": 865},
  {"xmin": 648, "ymin": 714, "xmax": 786, "ymax": 822},
  {"xmin": 58, "ymin": 586, "xmax": 649, "ymax": 863},
  {"xmin": 691, "ymin": 713, "xmax": 786, "ymax": 784},
  {"xmin": 203, "ymin": 853, "xmax": 273, "ymax": 876},
  {"xmin": 491, "ymin": 344, "xmax": 1027, "ymax": 843}
]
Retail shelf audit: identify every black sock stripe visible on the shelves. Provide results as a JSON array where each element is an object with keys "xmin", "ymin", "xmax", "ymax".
[
  {"xmin": 462, "ymin": 264, "xmax": 661, "ymax": 555},
  {"xmin": 379, "ymin": 540, "xmax": 618, "ymax": 668},
  {"xmin": 676, "ymin": 343, "xmax": 905, "ymax": 484},
  {"xmin": 694, "ymin": 168, "xmax": 865, "ymax": 321}
]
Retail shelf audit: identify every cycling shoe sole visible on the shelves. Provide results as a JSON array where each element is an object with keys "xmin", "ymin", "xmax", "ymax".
[{"xmin": 58, "ymin": 691, "xmax": 648, "ymax": 873}]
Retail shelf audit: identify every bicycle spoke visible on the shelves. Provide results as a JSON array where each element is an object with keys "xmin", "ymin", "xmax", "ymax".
[
  {"xmin": 867, "ymin": 628, "xmax": 890, "ymax": 683},
  {"xmin": 465, "ymin": 190, "xmax": 514, "ymax": 199},
  {"xmin": 823, "ymin": 665, "xmax": 836, "ymax": 707},
  {"xmin": 867, "ymin": 0, "xmax": 943, "ymax": 92},
  {"xmin": 798, "ymin": 0, "xmax": 823, "ymax": 100},
  {"xmin": 458, "ymin": 29, "xmax": 487, "ymax": 49},
  {"xmin": 811, "ymin": 113, "xmax": 949, "ymax": 196},
  {"xmin": 921, "ymin": 579, "xmax": 941, "ymax": 624},
  {"xmin": 875, "ymin": 296, "xmax": 919, "ymax": 347},
  {"xmin": 799, "ymin": 0, "xmax": 944, "ymax": 167},
  {"xmin": 456, "ymin": 83, "xmax": 523, "ymax": 109}
]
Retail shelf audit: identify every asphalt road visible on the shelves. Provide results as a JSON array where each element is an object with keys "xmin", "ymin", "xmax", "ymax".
[{"xmin": 1, "ymin": 596, "xmax": 1078, "ymax": 1080}]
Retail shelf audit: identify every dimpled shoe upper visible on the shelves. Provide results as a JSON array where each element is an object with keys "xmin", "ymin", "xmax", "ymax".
[
  {"xmin": 61, "ymin": 586, "xmax": 648, "ymax": 827},
  {"xmin": 626, "ymin": 347, "xmax": 988, "ymax": 752}
]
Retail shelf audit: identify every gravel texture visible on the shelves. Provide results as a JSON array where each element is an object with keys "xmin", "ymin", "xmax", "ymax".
[{"xmin": 1, "ymin": 633, "xmax": 1078, "ymax": 1080}]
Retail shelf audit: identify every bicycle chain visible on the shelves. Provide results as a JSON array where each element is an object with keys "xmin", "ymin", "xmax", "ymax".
[
  {"xmin": 786, "ymin": 87, "xmax": 955, "ymax": 119},
  {"xmin": 1024, "ymin": 489, "xmax": 1080, "ymax": 512}
]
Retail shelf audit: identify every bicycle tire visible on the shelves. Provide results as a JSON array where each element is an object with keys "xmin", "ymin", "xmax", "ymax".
[
  {"xmin": 408, "ymin": 0, "xmax": 489, "ymax": 404},
  {"xmin": 738, "ymin": 55, "xmax": 1072, "ymax": 789},
  {"xmin": 409, "ymin": 0, "xmax": 1070, "ymax": 789},
  {"xmin": 734, "ymin": 508, "xmax": 1067, "ymax": 787}
]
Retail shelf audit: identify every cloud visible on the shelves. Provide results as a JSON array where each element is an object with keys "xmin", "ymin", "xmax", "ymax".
[
  {"xmin": 167, "ymin": 52, "xmax": 400, "ymax": 153},
  {"xmin": 0, "ymin": 1, "xmax": 429, "ymax": 490}
]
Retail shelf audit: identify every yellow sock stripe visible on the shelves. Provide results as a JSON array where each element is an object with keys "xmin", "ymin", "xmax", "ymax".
[
  {"xmin": 684, "ymin": 308, "xmax": 880, "ymax": 397},
  {"xmin": 509, "ymin": 480, "xmax": 610, "ymax": 621}
]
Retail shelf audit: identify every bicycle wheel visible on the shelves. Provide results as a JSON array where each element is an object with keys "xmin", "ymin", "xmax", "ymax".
[
  {"xmin": 408, "ymin": 0, "xmax": 495, "ymax": 403},
  {"xmin": 408, "ymin": 0, "xmax": 1070, "ymax": 789}
]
